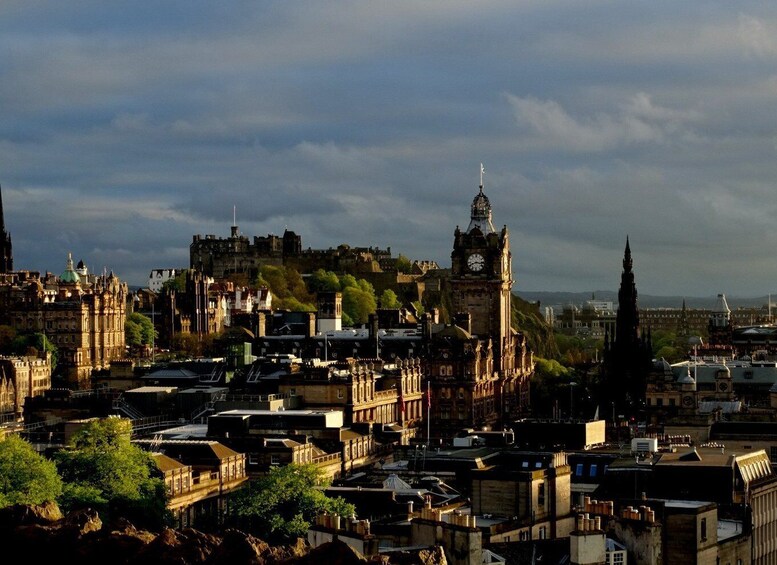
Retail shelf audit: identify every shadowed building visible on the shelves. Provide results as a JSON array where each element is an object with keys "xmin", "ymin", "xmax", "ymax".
[
  {"xmin": 601, "ymin": 238, "xmax": 653, "ymax": 419},
  {"xmin": 0, "ymin": 184, "xmax": 12, "ymax": 273}
]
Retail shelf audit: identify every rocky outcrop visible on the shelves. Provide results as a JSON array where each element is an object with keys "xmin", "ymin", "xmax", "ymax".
[{"xmin": 0, "ymin": 503, "xmax": 447, "ymax": 565}]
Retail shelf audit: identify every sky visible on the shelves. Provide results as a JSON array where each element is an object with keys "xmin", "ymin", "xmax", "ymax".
[{"xmin": 3, "ymin": 2, "xmax": 777, "ymax": 297}]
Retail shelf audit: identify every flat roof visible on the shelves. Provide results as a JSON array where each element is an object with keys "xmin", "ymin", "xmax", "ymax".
[
  {"xmin": 126, "ymin": 386, "xmax": 177, "ymax": 393},
  {"xmin": 718, "ymin": 519, "xmax": 745, "ymax": 542},
  {"xmin": 664, "ymin": 500, "xmax": 713, "ymax": 509},
  {"xmin": 214, "ymin": 408, "xmax": 342, "ymax": 416},
  {"xmin": 155, "ymin": 424, "xmax": 209, "ymax": 439}
]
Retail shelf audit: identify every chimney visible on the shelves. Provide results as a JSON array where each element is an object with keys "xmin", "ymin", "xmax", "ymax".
[{"xmin": 256, "ymin": 311, "xmax": 267, "ymax": 337}]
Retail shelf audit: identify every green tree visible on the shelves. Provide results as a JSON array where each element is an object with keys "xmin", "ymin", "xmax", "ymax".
[
  {"xmin": 260, "ymin": 265, "xmax": 291, "ymax": 298},
  {"xmin": 339, "ymin": 274, "xmax": 358, "ymax": 290},
  {"xmin": 0, "ymin": 325, "xmax": 16, "ymax": 353},
  {"xmin": 256, "ymin": 265, "xmax": 316, "ymax": 312},
  {"xmin": 9, "ymin": 332, "xmax": 58, "ymax": 371},
  {"xmin": 161, "ymin": 271, "xmax": 187, "ymax": 293},
  {"xmin": 395, "ymin": 254, "xmax": 413, "ymax": 273},
  {"xmin": 530, "ymin": 358, "xmax": 574, "ymax": 417},
  {"xmin": 342, "ymin": 285, "xmax": 377, "ymax": 325},
  {"xmin": 125, "ymin": 313, "xmax": 156, "ymax": 349},
  {"xmin": 171, "ymin": 333, "xmax": 201, "ymax": 358},
  {"xmin": 228, "ymin": 464, "xmax": 355, "ymax": 543},
  {"xmin": 274, "ymin": 296, "xmax": 316, "ymax": 312},
  {"xmin": 55, "ymin": 417, "xmax": 170, "ymax": 530},
  {"xmin": 379, "ymin": 289, "xmax": 401, "ymax": 309},
  {"xmin": 0, "ymin": 435, "xmax": 63, "ymax": 508},
  {"xmin": 307, "ymin": 269, "xmax": 341, "ymax": 293},
  {"xmin": 652, "ymin": 330, "xmax": 686, "ymax": 362}
]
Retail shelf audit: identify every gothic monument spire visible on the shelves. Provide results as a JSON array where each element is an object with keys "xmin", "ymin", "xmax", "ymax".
[{"xmin": 0, "ymin": 183, "xmax": 12, "ymax": 273}]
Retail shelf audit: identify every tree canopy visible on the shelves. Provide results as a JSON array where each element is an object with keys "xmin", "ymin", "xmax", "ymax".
[
  {"xmin": 255, "ymin": 265, "xmax": 316, "ymax": 312},
  {"xmin": 161, "ymin": 271, "xmax": 187, "ymax": 293},
  {"xmin": 125, "ymin": 312, "xmax": 156, "ymax": 348},
  {"xmin": 0, "ymin": 435, "xmax": 63, "ymax": 508},
  {"xmin": 55, "ymin": 417, "xmax": 169, "ymax": 529},
  {"xmin": 379, "ymin": 289, "xmax": 400, "ymax": 309},
  {"xmin": 395, "ymin": 254, "xmax": 413, "ymax": 273},
  {"xmin": 228, "ymin": 464, "xmax": 355, "ymax": 543}
]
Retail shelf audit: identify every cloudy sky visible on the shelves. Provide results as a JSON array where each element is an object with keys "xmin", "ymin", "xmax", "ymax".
[{"xmin": 3, "ymin": 2, "xmax": 777, "ymax": 297}]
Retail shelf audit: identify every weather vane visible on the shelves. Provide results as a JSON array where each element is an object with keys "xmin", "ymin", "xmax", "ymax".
[{"xmin": 480, "ymin": 163, "xmax": 485, "ymax": 190}]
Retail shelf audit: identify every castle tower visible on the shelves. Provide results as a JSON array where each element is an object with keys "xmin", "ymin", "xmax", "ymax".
[{"xmin": 0, "ymin": 184, "xmax": 13, "ymax": 273}]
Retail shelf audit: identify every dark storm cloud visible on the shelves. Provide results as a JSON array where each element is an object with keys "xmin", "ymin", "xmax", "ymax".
[{"xmin": 3, "ymin": 1, "xmax": 777, "ymax": 296}]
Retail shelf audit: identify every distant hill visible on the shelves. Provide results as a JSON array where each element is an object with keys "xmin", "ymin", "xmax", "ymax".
[{"xmin": 515, "ymin": 290, "xmax": 775, "ymax": 310}]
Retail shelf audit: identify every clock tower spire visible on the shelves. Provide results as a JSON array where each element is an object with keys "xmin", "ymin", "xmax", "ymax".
[{"xmin": 450, "ymin": 167, "xmax": 513, "ymax": 372}]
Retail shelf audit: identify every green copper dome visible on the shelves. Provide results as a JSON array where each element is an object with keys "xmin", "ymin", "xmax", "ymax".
[{"xmin": 60, "ymin": 252, "xmax": 81, "ymax": 283}]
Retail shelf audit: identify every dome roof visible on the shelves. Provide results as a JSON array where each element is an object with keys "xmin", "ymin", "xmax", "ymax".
[
  {"xmin": 60, "ymin": 252, "xmax": 81, "ymax": 284},
  {"xmin": 678, "ymin": 366, "xmax": 696, "ymax": 385},
  {"xmin": 436, "ymin": 324, "xmax": 472, "ymax": 341},
  {"xmin": 467, "ymin": 186, "xmax": 496, "ymax": 234}
]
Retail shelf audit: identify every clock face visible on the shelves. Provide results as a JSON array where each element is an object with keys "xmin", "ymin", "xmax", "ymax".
[
  {"xmin": 682, "ymin": 395, "xmax": 694, "ymax": 407},
  {"xmin": 467, "ymin": 253, "xmax": 485, "ymax": 272},
  {"xmin": 718, "ymin": 382, "xmax": 728, "ymax": 391}
]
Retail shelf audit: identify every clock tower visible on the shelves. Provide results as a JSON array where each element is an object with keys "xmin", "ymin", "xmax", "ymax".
[{"xmin": 450, "ymin": 174, "xmax": 514, "ymax": 374}]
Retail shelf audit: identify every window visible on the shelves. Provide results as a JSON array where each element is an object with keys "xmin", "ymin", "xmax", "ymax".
[
  {"xmin": 700, "ymin": 517, "xmax": 707, "ymax": 541},
  {"xmin": 538, "ymin": 482, "xmax": 545, "ymax": 506},
  {"xmin": 538, "ymin": 526, "xmax": 546, "ymax": 539},
  {"xmin": 270, "ymin": 454, "xmax": 280, "ymax": 466},
  {"xmin": 612, "ymin": 552, "xmax": 624, "ymax": 564},
  {"xmin": 575, "ymin": 463, "xmax": 584, "ymax": 476},
  {"xmin": 337, "ymin": 389, "xmax": 344, "ymax": 399},
  {"xmin": 590, "ymin": 464, "xmax": 598, "ymax": 477}
]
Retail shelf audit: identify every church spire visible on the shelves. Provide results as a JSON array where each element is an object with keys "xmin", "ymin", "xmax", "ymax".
[
  {"xmin": 623, "ymin": 235, "xmax": 632, "ymax": 271},
  {"xmin": 0, "ymin": 183, "xmax": 12, "ymax": 273},
  {"xmin": 0, "ymin": 183, "xmax": 5, "ymax": 233},
  {"xmin": 615, "ymin": 237, "xmax": 640, "ymax": 352}
]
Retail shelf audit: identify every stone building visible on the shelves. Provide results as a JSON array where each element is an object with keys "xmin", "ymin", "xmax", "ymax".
[
  {"xmin": 0, "ymin": 254, "xmax": 127, "ymax": 389},
  {"xmin": 139, "ymin": 439, "xmax": 248, "ymax": 528},
  {"xmin": 240, "ymin": 175, "xmax": 534, "ymax": 441},
  {"xmin": 437, "ymin": 177, "xmax": 534, "ymax": 435},
  {"xmin": 276, "ymin": 357, "xmax": 424, "ymax": 428},
  {"xmin": 157, "ymin": 269, "xmax": 226, "ymax": 346},
  {"xmin": 470, "ymin": 451, "xmax": 575, "ymax": 542},
  {"xmin": 0, "ymin": 354, "xmax": 52, "ymax": 418}
]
